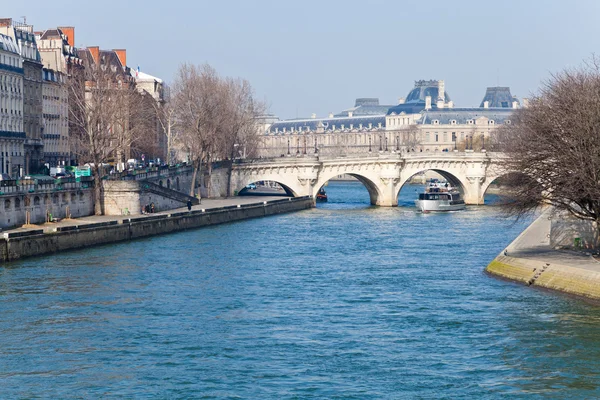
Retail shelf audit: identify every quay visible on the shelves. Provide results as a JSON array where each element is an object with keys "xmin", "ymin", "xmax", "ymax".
[
  {"xmin": 0, "ymin": 196, "xmax": 313, "ymax": 263},
  {"xmin": 486, "ymin": 209, "xmax": 600, "ymax": 301}
]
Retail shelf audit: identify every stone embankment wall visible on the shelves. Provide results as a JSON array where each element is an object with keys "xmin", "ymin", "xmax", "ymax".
[
  {"xmin": 0, "ymin": 188, "xmax": 94, "ymax": 230},
  {"xmin": 486, "ymin": 210, "xmax": 600, "ymax": 302},
  {"xmin": 0, "ymin": 197, "xmax": 313, "ymax": 262},
  {"xmin": 103, "ymin": 181, "xmax": 199, "ymax": 215},
  {"xmin": 487, "ymin": 257, "xmax": 600, "ymax": 301}
]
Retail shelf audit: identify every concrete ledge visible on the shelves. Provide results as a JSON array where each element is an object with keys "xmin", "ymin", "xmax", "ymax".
[
  {"xmin": 3, "ymin": 230, "xmax": 44, "ymax": 239},
  {"xmin": 78, "ymin": 221, "xmax": 119, "ymax": 230}
]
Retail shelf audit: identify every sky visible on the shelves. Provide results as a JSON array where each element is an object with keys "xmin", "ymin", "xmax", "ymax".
[{"xmin": 5, "ymin": 0, "xmax": 600, "ymax": 119}]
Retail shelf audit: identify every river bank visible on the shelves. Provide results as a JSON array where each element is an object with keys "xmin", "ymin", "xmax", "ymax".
[
  {"xmin": 485, "ymin": 208, "xmax": 600, "ymax": 301},
  {"xmin": 0, "ymin": 196, "xmax": 313, "ymax": 263}
]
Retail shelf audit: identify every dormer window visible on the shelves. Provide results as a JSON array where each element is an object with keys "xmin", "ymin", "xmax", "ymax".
[
  {"xmin": 505, "ymin": 120, "xmax": 511, "ymax": 125},
  {"xmin": 451, "ymin": 120, "xmax": 456, "ymax": 125},
  {"xmin": 489, "ymin": 120, "xmax": 495, "ymax": 125},
  {"xmin": 468, "ymin": 120, "xmax": 474, "ymax": 125},
  {"xmin": 433, "ymin": 120, "xmax": 439, "ymax": 125}
]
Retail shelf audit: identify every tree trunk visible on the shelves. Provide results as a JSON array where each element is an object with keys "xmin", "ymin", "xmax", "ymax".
[
  {"xmin": 92, "ymin": 167, "xmax": 103, "ymax": 216},
  {"xmin": 206, "ymin": 158, "xmax": 213, "ymax": 198},
  {"xmin": 225, "ymin": 159, "xmax": 234, "ymax": 197},
  {"xmin": 189, "ymin": 158, "xmax": 199, "ymax": 197}
]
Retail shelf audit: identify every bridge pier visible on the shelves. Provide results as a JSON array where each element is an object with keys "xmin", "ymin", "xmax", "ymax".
[
  {"xmin": 376, "ymin": 177, "xmax": 400, "ymax": 207},
  {"xmin": 464, "ymin": 176, "xmax": 485, "ymax": 205}
]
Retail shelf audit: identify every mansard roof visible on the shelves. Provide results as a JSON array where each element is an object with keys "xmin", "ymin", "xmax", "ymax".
[
  {"xmin": 479, "ymin": 87, "xmax": 519, "ymax": 108},
  {"xmin": 419, "ymin": 108, "xmax": 514, "ymax": 125},
  {"xmin": 0, "ymin": 33, "xmax": 19, "ymax": 54},
  {"xmin": 334, "ymin": 98, "xmax": 395, "ymax": 117},
  {"xmin": 268, "ymin": 115, "xmax": 386, "ymax": 133}
]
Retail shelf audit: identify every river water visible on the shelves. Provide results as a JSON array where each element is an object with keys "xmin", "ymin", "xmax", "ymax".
[{"xmin": 1, "ymin": 181, "xmax": 600, "ymax": 398}]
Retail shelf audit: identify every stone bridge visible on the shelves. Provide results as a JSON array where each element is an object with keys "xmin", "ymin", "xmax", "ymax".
[{"xmin": 230, "ymin": 152, "xmax": 508, "ymax": 206}]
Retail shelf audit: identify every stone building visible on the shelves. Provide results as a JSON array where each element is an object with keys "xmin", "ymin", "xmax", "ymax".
[
  {"xmin": 132, "ymin": 68, "xmax": 167, "ymax": 162},
  {"xmin": 0, "ymin": 33, "xmax": 25, "ymax": 177},
  {"xmin": 0, "ymin": 19, "xmax": 44, "ymax": 174},
  {"xmin": 37, "ymin": 26, "xmax": 84, "ymax": 166},
  {"xmin": 259, "ymin": 80, "xmax": 519, "ymax": 157},
  {"xmin": 41, "ymin": 68, "xmax": 68, "ymax": 165}
]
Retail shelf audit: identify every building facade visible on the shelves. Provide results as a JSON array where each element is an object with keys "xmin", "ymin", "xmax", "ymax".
[
  {"xmin": 37, "ymin": 26, "xmax": 83, "ymax": 166},
  {"xmin": 0, "ymin": 33, "xmax": 25, "ymax": 177},
  {"xmin": 260, "ymin": 80, "xmax": 519, "ymax": 157},
  {"xmin": 0, "ymin": 19, "xmax": 44, "ymax": 174},
  {"xmin": 41, "ymin": 68, "xmax": 68, "ymax": 165}
]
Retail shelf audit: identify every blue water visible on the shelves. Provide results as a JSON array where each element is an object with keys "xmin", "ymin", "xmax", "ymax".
[{"xmin": 1, "ymin": 181, "xmax": 600, "ymax": 398}]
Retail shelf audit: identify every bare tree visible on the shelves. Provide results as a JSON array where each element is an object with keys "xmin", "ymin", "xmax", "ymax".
[
  {"xmin": 493, "ymin": 57, "xmax": 600, "ymax": 242},
  {"xmin": 172, "ymin": 64, "xmax": 226, "ymax": 197},
  {"xmin": 218, "ymin": 77, "xmax": 266, "ymax": 196},
  {"xmin": 68, "ymin": 62, "xmax": 146, "ymax": 214},
  {"xmin": 152, "ymin": 86, "xmax": 178, "ymax": 165}
]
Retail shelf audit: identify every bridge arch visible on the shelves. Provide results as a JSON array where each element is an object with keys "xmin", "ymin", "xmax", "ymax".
[
  {"xmin": 314, "ymin": 171, "xmax": 383, "ymax": 205},
  {"xmin": 233, "ymin": 173, "xmax": 302, "ymax": 197},
  {"xmin": 395, "ymin": 168, "xmax": 474, "ymax": 206}
]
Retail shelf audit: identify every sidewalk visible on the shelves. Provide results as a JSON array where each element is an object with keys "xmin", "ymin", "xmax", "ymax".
[
  {"xmin": 3, "ymin": 196, "xmax": 290, "ymax": 235},
  {"xmin": 487, "ymin": 208, "xmax": 600, "ymax": 301}
]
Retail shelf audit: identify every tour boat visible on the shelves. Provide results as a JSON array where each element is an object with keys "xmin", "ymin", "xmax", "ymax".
[
  {"xmin": 316, "ymin": 188, "xmax": 328, "ymax": 202},
  {"xmin": 415, "ymin": 180, "xmax": 465, "ymax": 212}
]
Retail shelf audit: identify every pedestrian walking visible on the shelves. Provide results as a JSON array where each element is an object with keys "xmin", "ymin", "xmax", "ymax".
[
  {"xmin": 187, "ymin": 199, "xmax": 192, "ymax": 211},
  {"xmin": 150, "ymin": 203, "xmax": 155, "ymax": 213}
]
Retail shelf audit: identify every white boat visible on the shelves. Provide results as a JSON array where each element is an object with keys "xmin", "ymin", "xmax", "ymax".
[{"xmin": 415, "ymin": 180, "xmax": 465, "ymax": 212}]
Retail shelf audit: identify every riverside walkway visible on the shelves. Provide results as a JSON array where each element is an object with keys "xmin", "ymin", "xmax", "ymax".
[
  {"xmin": 487, "ymin": 208, "xmax": 600, "ymax": 300},
  {"xmin": 2, "ymin": 196, "xmax": 291, "ymax": 235}
]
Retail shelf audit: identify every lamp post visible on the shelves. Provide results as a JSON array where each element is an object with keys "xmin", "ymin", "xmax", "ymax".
[
  {"xmin": 296, "ymin": 137, "xmax": 300, "ymax": 155},
  {"xmin": 287, "ymin": 138, "xmax": 290, "ymax": 155}
]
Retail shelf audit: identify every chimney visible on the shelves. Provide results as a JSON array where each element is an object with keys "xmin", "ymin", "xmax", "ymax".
[
  {"xmin": 522, "ymin": 98, "xmax": 530, "ymax": 108},
  {"xmin": 311, "ymin": 113, "xmax": 316, "ymax": 119},
  {"xmin": 436, "ymin": 99, "xmax": 444, "ymax": 109},
  {"xmin": 425, "ymin": 96, "xmax": 431, "ymax": 110},
  {"xmin": 483, "ymin": 101, "xmax": 489, "ymax": 109},
  {"xmin": 113, "ymin": 49, "xmax": 127, "ymax": 67},
  {"xmin": 88, "ymin": 46, "xmax": 100, "ymax": 64},
  {"xmin": 397, "ymin": 97, "xmax": 405, "ymax": 104},
  {"xmin": 512, "ymin": 101, "xmax": 518, "ymax": 109},
  {"xmin": 447, "ymin": 101, "xmax": 454, "ymax": 108},
  {"xmin": 348, "ymin": 111, "xmax": 353, "ymax": 117},
  {"xmin": 0, "ymin": 18, "xmax": 12, "ymax": 28},
  {"xmin": 328, "ymin": 112, "xmax": 334, "ymax": 118},
  {"xmin": 58, "ymin": 26, "xmax": 75, "ymax": 47}
]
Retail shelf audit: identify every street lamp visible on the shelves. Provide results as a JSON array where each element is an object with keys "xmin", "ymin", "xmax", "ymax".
[{"xmin": 287, "ymin": 138, "xmax": 290, "ymax": 155}]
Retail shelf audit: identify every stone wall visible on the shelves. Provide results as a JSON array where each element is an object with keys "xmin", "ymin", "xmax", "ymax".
[
  {"xmin": 0, "ymin": 188, "xmax": 94, "ymax": 230},
  {"xmin": 550, "ymin": 212, "xmax": 599, "ymax": 250},
  {"xmin": 103, "ymin": 180, "xmax": 198, "ymax": 216},
  {"xmin": 0, "ymin": 197, "xmax": 313, "ymax": 262}
]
